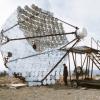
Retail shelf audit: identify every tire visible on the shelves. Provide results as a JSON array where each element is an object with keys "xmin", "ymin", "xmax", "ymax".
[{"xmin": 71, "ymin": 80, "xmax": 78, "ymax": 88}]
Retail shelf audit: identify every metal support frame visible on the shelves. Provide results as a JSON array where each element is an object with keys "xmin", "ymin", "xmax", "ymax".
[
  {"xmin": 81, "ymin": 54, "xmax": 82, "ymax": 68},
  {"xmin": 91, "ymin": 37, "xmax": 100, "ymax": 50},
  {"xmin": 68, "ymin": 52, "xmax": 71, "ymax": 81},
  {"xmin": 75, "ymin": 53, "xmax": 77, "ymax": 67},
  {"xmin": 8, "ymin": 32, "xmax": 75, "ymax": 41},
  {"xmin": 80, "ymin": 54, "xmax": 83, "ymax": 79},
  {"xmin": 41, "ymin": 39, "xmax": 79, "ymax": 83},
  {"xmin": 85, "ymin": 54, "xmax": 89, "ymax": 79},
  {"xmin": 91, "ymin": 58, "xmax": 94, "ymax": 79},
  {"xmin": 72, "ymin": 52, "xmax": 78, "ymax": 81},
  {"xmin": 9, "ymin": 38, "xmax": 78, "ymax": 63},
  {"xmin": 97, "ymin": 40, "xmax": 100, "ymax": 50},
  {"xmin": 87, "ymin": 55, "xmax": 91, "ymax": 78},
  {"xmin": 41, "ymin": 52, "xmax": 68, "ymax": 82},
  {"xmin": 81, "ymin": 54, "xmax": 87, "ymax": 69},
  {"xmin": 0, "ymin": 32, "xmax": 76, "ymax": 45},
  {"xmin": 90, "ymin": 53, "xmax": 100, "ymax": 70}
]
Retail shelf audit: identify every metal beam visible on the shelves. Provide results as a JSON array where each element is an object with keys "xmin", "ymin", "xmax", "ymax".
[
  {"xmin": 72, "ymin": 52, "xmax": 78, "ymax": 80},
  {"xmin": 8, "ymin": 38, "xmax": 78, "ymax": 63},
  {"xmin": 41, "ymin": 52, "xmax": 68, "ymax": 82},
  {"xmin": 41, "ymin": 39, "xmax": 79, "ymax": 82},
  {"xmin": 8, "ymin": 32, "xmax": 75, "ymax": 41},
  {"xmin": 68, "ymin": 52, "xmax": 71, "ymax": 81}
]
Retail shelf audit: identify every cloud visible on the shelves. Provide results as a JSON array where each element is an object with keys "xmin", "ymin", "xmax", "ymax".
[{"xmin": 69, "ymin": 0, "xmax": 100, "ymax": 39}]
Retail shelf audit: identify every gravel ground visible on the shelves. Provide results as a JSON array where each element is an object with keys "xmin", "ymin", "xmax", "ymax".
[{"xmin": 0, "ymin": 85, "xmax": 100, "ymax": 100}]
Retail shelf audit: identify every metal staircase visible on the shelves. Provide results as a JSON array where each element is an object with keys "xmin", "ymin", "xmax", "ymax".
[
  {"xmin": 90, "ymin": 52, "xmax": 100, "ymax": 70},
  {"xmin": 90, "ymin": 37, "xmax": 100, "ymax": 70}
]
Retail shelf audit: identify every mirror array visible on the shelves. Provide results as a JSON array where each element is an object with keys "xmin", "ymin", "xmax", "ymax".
[
  {"xmin": 13, "ymin": 68, "xmax": 64, "ymax": 86},
  {"xmin": 17, "ymin": 4, "xmax": 68, "ymax": 52},
  {"xmin": 0, "ymin": 4, "xmax": 70, "ymax": 86}
]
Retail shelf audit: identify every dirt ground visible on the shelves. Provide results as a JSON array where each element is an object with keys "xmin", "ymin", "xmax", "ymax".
[
  {"xmin": 0, "ymin": 76, "xmax": 100, "ymax": 100},
  {"xmin": 0, "ymin": 85, "xmax": 100, "ymax": 100}
]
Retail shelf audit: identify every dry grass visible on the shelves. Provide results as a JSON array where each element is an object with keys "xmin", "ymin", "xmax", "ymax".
[{"xmin": 0, "ymin": 76, "xmax": 23, "ymax": 85}]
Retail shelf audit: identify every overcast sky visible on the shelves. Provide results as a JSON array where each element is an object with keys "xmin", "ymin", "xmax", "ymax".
[
  {"xmin": 0, "ymin": 0, "xmax": 100, "ymax": 40},
  {"xmin": 0, "ymin": 0, "xmax": 100, "ymax": 71}
]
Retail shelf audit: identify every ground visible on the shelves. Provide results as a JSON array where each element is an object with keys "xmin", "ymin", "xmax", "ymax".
[
  {"xmin": 0, "ymin": 85, "xmax": 100, "ymax": 100},
  {"xmin": 0, "ymin": 76, "xmax": 100, "ymax": 100}
]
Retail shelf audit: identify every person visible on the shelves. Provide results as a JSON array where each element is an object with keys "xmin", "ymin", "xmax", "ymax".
[
  {"xmin": 63, "ymin": 64, "xmax": 68, "ymax": 85},
  {"xmin": 3, "ymin": 52, "xmax": 12, "ymax": 68},
  {"xmin": 32, "ymin": 41, "xmax": 37, "ymax": 50}
]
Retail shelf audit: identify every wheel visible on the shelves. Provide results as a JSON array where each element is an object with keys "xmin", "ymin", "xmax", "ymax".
[{"xmin": 71, "ymin": 80, "xmax": 78, "ymax": 88}]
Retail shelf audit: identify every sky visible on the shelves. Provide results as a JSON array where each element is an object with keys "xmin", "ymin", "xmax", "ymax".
[
  {"xmin": 0, "ymin": 0, "xmax": 100, "ymax": 44},
  {"xmin": 0, "ymin": 0, "xmax": 100, "ymax": 71}
]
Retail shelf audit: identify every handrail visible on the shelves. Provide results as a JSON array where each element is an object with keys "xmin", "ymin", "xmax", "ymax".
[
  {"xmin": 97, "ymin": 40, "xmax": 100, "ymax": 50},
  {"xmin": 89, "ymin": 54, "xmax": 100, "ymax": 70},
  {"xmin": 91, "ymin": 37, "xmax": 100, "ymax": 50},
  {"xmin": 91, "ymin": 37, "xmax": 97, "ymax": 48}
]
